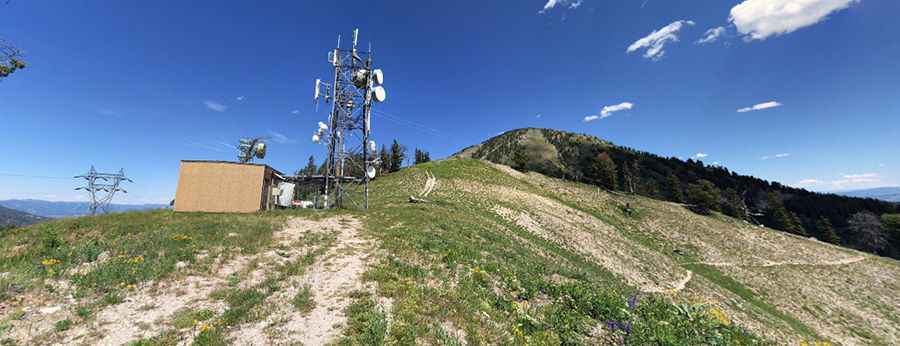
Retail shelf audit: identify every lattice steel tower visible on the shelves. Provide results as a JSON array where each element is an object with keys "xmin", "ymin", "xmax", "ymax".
[
  {"xmin": 74, "ymin": 166, "xmax": 132, "ymax": 215},
  {"xmin": 312, "ymin": 28, "xmax": 386, "ymax": 209}
]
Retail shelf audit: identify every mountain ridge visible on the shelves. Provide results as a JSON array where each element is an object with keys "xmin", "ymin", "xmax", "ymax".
[
  {"xmin": 0, "ymin": 205, "xmax": 48, "ymax": 227},
  {"xmin": 837, "ymin": 186, "xmax": 900, "ymax": 202},
  {"xmin": 0, "ymin": 199, "xmax": 167, "ymax": 218},
  {"xmin": 457, "ymin": 127, "xmax": 900, "ymax": 259}
]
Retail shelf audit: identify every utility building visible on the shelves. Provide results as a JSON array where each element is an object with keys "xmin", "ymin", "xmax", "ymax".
[{"xmin": 174, "ymin": 160, "xmax": 288, "ymax": 213}]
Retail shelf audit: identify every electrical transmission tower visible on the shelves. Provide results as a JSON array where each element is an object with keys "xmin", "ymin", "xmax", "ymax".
[
  {"xmin": 74, "ymin": 166, "xmax": 133, "ymax": 215},
  {"xmin": 311, "ymin": 28, "xmax": 386, "ymax": 209}
]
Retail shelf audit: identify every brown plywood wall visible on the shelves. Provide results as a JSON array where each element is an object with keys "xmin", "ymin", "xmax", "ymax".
[{"xmin": 174, "ymin": 161, "xmax": 267, "ymax": 213}]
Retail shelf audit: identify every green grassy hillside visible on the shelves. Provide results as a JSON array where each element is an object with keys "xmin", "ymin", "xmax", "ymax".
[
  {"xmin": 1, "ymin": 158, "xmax": 897, "ymax": 345},
  {"xmin": 458, "ymin": 128, "xmax": 900, "ymax": 260}
]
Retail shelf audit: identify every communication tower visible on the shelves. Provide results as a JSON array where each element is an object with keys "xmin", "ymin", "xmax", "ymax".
[{"xmin": 311, "ymin": 28, "xmax": 386, "ymax": 209}]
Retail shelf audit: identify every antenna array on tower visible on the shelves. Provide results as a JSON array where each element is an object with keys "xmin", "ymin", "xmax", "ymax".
[{"xmin": 311, "ymin": 28, "xmax": 386, "ymax": 209}]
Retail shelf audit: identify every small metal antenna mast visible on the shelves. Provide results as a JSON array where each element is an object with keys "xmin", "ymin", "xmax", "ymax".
[
  {"xmin": 74, "ymin": 166, "xmax": 133, "ymax": 215},
  {"xmin": 311, "ymin": 28, "xmax": 386, "ymax": 209}
]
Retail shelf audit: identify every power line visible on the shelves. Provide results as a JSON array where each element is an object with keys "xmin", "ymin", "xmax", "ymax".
[
  {"xmin": 371, "ymin": 109, "xmax": 450, "ymax": 139},
  {"xmin": 0, "ymin": 172, "xmax": 73, "ymax": 180}
]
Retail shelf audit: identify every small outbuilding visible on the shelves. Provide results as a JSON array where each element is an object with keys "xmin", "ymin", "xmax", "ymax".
[{"xmin": 174, "ymin": 160, "xmax": 287, "ymax": 213}]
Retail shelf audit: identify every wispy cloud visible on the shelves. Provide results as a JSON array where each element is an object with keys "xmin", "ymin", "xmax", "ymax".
[
  {"xmin": 268, "ymin": 130, "xmax": 295, "ymax": 144},
  {"xmin": 797, "ymin": 178, "xmax": 821, "ymax": 186},
  {"xmin": 627, "ymin": 20, "xmax": 695, "ymax": 60},
  {"xmin": 737, "ymin": 100, "xmax": 782, "ymax": 113},
  {"xmin": 601, "ymin": 102, "xmax": 634, "ymax": 118},
  {"xmin": 796, "ymin": 173, "xmax": 882, "ymax": 190},
  {"xmin": 539, "ymin": 0, "xmax": 582, "ymax": 14},
  {"xmin": 761, "ymin": 153, "xmax": 791, "ymax": 160},
  {"xmin": 191, "ymin": 141, "xmax": 236, "ymax": 153},
  {"xmin": 203, "ymin": 100, "xmax": 228, "ymax": 112},
  {"xmin": 694, "ymin": 152, "xmax": 708, "ymax": 159},
  {"xmin": 236, "ymin": 96, "xmax": 245, "ymax": 102},
  {"xmin": 696, "ymin": 26, "xmax": 726, "ymax": 44},
  {"xmin": 291, "ymin": 109, "xmax": 300, "ymax": 115},
  {"xmin": 535, "ymin": 113, "xmax": 542, "ymax": 118},
  {"xmin": 729, "ymin": 0, "xmax": 859, "ymax": 41},
  {"xmin": 584, "ymin": 102, "xmax": 634, "ymax": 122}
]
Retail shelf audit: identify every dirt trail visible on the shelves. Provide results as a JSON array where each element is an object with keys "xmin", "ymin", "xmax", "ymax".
[
  {"xmin": 42, "ymin": 216, "xmax": 374, "ymax": 346},
  {"xmin": 691, "ymin": 256, "xmax": 867, "ymax": 268},
  {"xmin": 230, "ymin": 216, "xmax": 377, "ymax": 345}
]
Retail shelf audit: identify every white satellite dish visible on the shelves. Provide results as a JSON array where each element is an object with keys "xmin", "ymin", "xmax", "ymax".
[
  {"xmin": 366, "ymin": 166, "xmax": 376, "ymax": 179},
  {"xmin": 312, "ymin": 134, "xmax": 320, "ymax": 143},
  {"xmin": 318, "ymin": 121, "xmax": 328, "ymax": 131},
  {"xmin": 372, "ymin": 86, "xmax": 386, "ymax": 102},
  {"xmin": 255, "ymin": 142, "xmax": 267, "ymax": 158},
  {"xmin": 369, "ymin": 140, "xmax": 377, "ymax": 152},
  {"xmin": 372, "ymin": 69, "xmax": 384, "ymax": 85}
]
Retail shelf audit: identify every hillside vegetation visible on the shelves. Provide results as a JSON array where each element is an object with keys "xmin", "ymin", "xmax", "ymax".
[
  {"xmin": 458, "ymin": 128, "xmax": 900, "ymax": 259},
  {"xmin": 1, "ymin": 159, "xmax": 898, "ymax": 345},
  {"xmin": 0, "ymin": 205, "xmax": 47, "ymax": 227}
]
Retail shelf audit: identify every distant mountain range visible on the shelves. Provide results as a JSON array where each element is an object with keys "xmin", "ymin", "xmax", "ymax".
[
  {"xmin": 0, "ymin": 199, "xmax": 168, "ymax": 218},
  {"xmin": 0, "ymin": 205, "xmax": 48, "ymax": 227},
  {"xmin": 837, "ymin": 187, "xmax": 900, "ymax": 202}
]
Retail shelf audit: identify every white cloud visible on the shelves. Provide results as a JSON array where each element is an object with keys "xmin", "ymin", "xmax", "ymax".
[
  {"xmin": 797, "ymin": 173, "xmax": 883, "ymax": 190},
  {"xmin": 203, "ymin": 100, "xmax": 227, "ymax": 112},
  {"xmin": 291, "ymin": 109, "xmax": 300, "ymax": 115},
  {"xmin": 729, "ymin": 0, "xmax": 858, "ymax": 41},
  {"xmin": 737, "ymin": 100, "xmax": 782, "ymax": 113},
  {"xmin": 695, "ymin": 152, "xmax": 708, "ymax": 159},
  {"xmin": 600, "ymin": 102, "xmax": 634, "ymax": 118},
  {"xmin": 797, "ymin": 178, "xmax": 821, "ymax": 186},
  {"xmin": 761, "ymin": 152, "xmax": 791, "ymax": 160},
  {"xmin": 696, "ymin": 26, "xmax": 726, "ymax": 44},
  {"xmin": 539, "ymin": 0, "xmax": 581, "ymax": 13},
  {"xmin": 584, "ymin": 102, "xmax": 634, "ymax": 122},
  {"xmin": 627, "ymin": 20, "xmax": 695, "ymax": 60},
  {"xmin": 236, "ymin": 96, "xmax": 245, "ymax": 101},
  {"xmin": 268, "ymin": 130, "xmax": 295, "ymax": 144}
]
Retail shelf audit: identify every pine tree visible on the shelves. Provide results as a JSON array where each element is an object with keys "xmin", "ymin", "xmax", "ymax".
[
  {"xmin": 815, "ymin": 216, "xmax": 841, "ymax": 244},
  {"xmin": 414, "ymin": 148, "xmax": 431, "ymax": 164},
  {"xmin": 390, "ymin": 140, "xmax": 405, "ymax": 172},
  {"xmin": 687, "ymin": 179, "xmax": 721, "ymax": 214},
  {"xmin": 765, "ymin": 192, "xmax": 805, "ymax": 235},
  {"xmin": 666, "ymin": 172, "xmax": 684, "ymax": 203},
  {"xmin": 593, "ymin": 153, "xmax": 618, "ymax": 190},
  {"xmin": 848, "ymin": 211, "xmax": 886, "ymax": 253},
  {"xmin": 302, "ymin": 155, "xmax": 316, "ymax": 176},
  {"xmin": 379, "ymin": 145, "xmax": 391, "ymax": 176},
  {"xmin": 720, "ymin": 188, "xmax": 747, "ymax": 219}
]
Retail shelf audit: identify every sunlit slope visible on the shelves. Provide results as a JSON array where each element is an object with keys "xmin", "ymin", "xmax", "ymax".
[{"xmin": 366, "ymin": 158, "xmax": 899, "ymax": 345}]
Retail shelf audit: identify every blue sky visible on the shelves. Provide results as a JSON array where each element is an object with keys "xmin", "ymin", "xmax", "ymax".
[{"xmin": 1, "ymin": 0, "xmax": 898, "ymax": 204}]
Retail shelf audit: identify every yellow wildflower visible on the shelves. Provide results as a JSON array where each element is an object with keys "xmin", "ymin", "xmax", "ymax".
[
  {"xmin": 128, "ymin": 255, "xmax": 145, "ymax": 264},
  {"xmin": 41, "ymin": 258, "xmax": 62, "ymax": 266},
  {"xmin": 708, "ymin": 307, "xmax": 731, "ymax": 326},
  {"xmin": 171, "ymin": 234, "xmax": 192, "ymax": 241}
]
